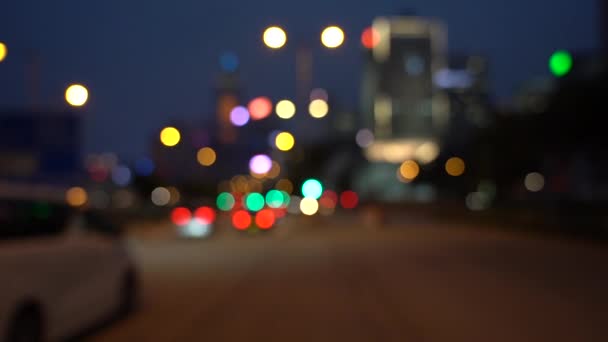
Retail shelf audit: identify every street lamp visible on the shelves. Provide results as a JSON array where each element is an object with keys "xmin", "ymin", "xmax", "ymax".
[
  {"xmin": 263, "ymin": 26, "xmax": 287, "ymax": 49},
  {"xmin": 321, "ymin": 26, "xmax": 345, "ymax": 49},
  {"xmin": 65, "ymin": 84, "xmax": 89, "ymax": 107}
]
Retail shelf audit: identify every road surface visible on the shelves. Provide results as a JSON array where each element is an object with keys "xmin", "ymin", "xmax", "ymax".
[{"xmin": 91, "ymin": 214, "xmax": 608, "ymax": 341}]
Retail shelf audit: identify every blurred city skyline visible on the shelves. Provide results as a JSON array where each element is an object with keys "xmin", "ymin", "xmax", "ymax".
[{"xmin": 0, "ymin": 0, "xmax": 600, "ymax": 159}]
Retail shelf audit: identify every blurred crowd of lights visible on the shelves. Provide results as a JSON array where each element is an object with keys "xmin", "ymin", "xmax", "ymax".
[
  {"xmin": 66, "ymin": 187, "xmax": 88, "ymax": 207},
  {"xmin": 230, "ymin": 106, "xmax": 250, "ymax": 127},
  {"xmin": 275, "ymin": 132, "xmax": 295, "ymax": 151},
  {"xmin": 309, "ymin": 99, "xmax": 329, "ymax": 118},
  {"xmin": 321, "ymin": 26, "xmax": 345, "ymax": 48},
  {"xmin": 263, "ymin": 26, "xmax": 287, "ymax": 49},
  {"xmin": 197, "ymin": 147, "xmax": 217, "ymax": 167},
  {"xmin": 65, "ymin": 84, "xmax": 89, "ymax": 107},
  {"xmin": 160, "ymin": 127, "xmax": 181, "ymax": 147},
  {"xmin": 248, "ymin": 97, "xmax": 273, "ymax": 120},
  {"xmin": 275, "ymin": 99, "xmax": 296, "ymax": 119},
  {"xmin": 445, "ymin": 157, "xmax": 466, "ymax": 177}
]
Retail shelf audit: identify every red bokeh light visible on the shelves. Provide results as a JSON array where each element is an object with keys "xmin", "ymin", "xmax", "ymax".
[
  {"xmin": 194, "ymin": 206, "xmax": 216, "ymax": 224},
  {"xmin": 320, "ymin": 190, "xmax": 338, "ymax": 208},
  {"xmin": 89, "ymin": 167, "xmax": 108, "ymax": 183},
  {"xmin": 340, "ymin": 191, "xmax": 359, "ymax": 209},
  {"xmin": 171, "ymin": 207, "xmax": 192, "ymax": 226},
  {"xmin": 361, "ymin": 27, "xmax": 380, "ymax": 49},
  {"xmin": 255, "ymin": 209, "xmax": 275, "ymax": 230},
  {"xmin": 248, "ymin": 97, "xmax": 273, "ymax": 120},
  {"xmin": 273, "ymin": 208, "xmax": 287, "ymax": 219},
  {"xmin": 232, "ymin": 210, "xmax": 252, "ymax": 230}
]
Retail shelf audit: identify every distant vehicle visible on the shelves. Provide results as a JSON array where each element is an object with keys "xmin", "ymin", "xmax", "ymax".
[{"xmin": 0, "ymin": 197, "xmax": 138, "ymax": 342}]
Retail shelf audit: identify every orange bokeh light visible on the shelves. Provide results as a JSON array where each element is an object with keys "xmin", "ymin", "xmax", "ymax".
[{"xmin": 248, "ymin": 97, "xmax": 273, "ymax": 120}]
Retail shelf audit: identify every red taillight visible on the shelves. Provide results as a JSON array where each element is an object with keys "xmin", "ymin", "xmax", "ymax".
[
  {"xmin": 171, "ymin": 207, "xmax": 191, "ymax": 226},
  {"xmin": 194, "ymin": 206, "xmax": 216, "ymax": 224}
]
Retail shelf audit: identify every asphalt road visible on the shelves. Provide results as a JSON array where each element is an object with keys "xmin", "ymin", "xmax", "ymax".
[{"xmin": 91, "ymin": 214, "xmax": 608, "ymax": 341}]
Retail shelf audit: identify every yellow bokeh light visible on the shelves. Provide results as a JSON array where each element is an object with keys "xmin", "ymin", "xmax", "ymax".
[
  {"xmin": 300, "ymin": 197, "xmax": 319, "ymax": 216},
  {"xmin": 0, "ymin": 42, "xmax": 7, "ymax": 63},
  {"xmin": 399, "ymin": 160, "xmax": 420, "ymax": 181},
  {"xmin": 275, "ymin": 132, "xmax": 295, "ymax": 151},
  {"xmin": 445, "ymin": 157, "xmax": 466, "ymax": 177},
  {"xmin": 65, "ymin": 84, "xmax": 89, "ymax": 107},
  {"xmin": 160, "ymin": 127, "xmax": 181, "ymax": 147},
  {"xmin": 66, "ymin": 187, "xmax": 88, "ymax": 207},
  {"xmin": 321, "ymin": 26, "xmax": 345, "ymax": 49},
  {"xmin": 263, "ymin": 26, "xmax": 287, "ymax": 49},
  {"xmin": 276, "ymin": 99, "xmax": 296, "ymax": 119},
  {"xmin": 197, "ymin": 147, "xmax": 217, "ymax": 166},
  {"xmin": 309, "ymin": 99, "xmax": 329, "ymax": 118}
]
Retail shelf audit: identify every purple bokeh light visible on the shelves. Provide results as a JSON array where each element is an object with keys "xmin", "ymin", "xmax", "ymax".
[
  {"xmin": 249, "ymin": 154, "xmax": 272, "ymax": 174},
  {"xmin": 230, "ymin": 106, "xmax": 250, "ymax": 127}
]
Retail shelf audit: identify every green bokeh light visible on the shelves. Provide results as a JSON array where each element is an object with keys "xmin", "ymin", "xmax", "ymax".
[
  {"xmin": 302, "ymin": 179, "xmax": 323, "ymax": 199},
  {"xmin": 549, "ymin": 50, "xmax": 573, "ymax": 77},
  {"xmin": 266, "ymin": 190, "xmax": 284, "ymax": 208},
  {"xmin": 245, "ymin": 193, "xmax": 265, "ymax": 212},
  {"xmin": 216, "ymin": 192, "xmax": 235, "ymax": 211}
]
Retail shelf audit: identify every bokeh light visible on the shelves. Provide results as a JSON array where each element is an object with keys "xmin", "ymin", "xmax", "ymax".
[
  {"xmin": 399, "ymin": 160, "xmax": 420, "ymax": 181},
  {"xmin": 355, "ymin": 129, "xmax": 374, "ymax": 148},
  {"xmin": 255, "ymin": 209, "xmax": 275, "ymax": 229},
  {"xmin": 276, "ymin": 99, "xmax": 296, "ymax": 119},
  {"xmin": 171, "ymin": 207, "xmax": 191, "ymax": 226},
  {"xmin": 302, "ymin": 179, "xmax": 323, "ymax": 199},
  {"xmin": 216, "ymin": 192, "xmax": 236, "ymax": 211},
  {"xmin": 230, "ymin": 106, "xmax": 250, "ymax": 127},
  {"xmin": 321, "ymin": 26, "xmax": 345, "ymax": 48},
  {"xmin": 66, "ymin": 187, "xmax": 88, "ymax": 207},
  {"xmin": 113, "ymin": 189, "xmax": 135, "ymax": 209},
  {"xmin": 275, "ymin": 132, "xmax": 295, "ymax": 151},
  {"xmin": 160, "ymin": 127, "xmax": 181, "ymax": 147},
  {"xmin": 340, "ymin": 191, "xmax": 359, "ymax": 209},
  {"xmin": 549, "ymin": 50, "xmax": 573, "ymax": 77},
  {"xmin": 309, "ymin": 99, "xmax": 329, "ymax": 118},
  {"xmin": 276, "ymin": 179, "xmax": 294, "ymax": 194},
  {"xmin": 245, "ymin": 192, "xmax": 265, "ymax": 212},
  {"xmin": 194, "ymin": 206, "xmax": 216, "ymax": 224},
  {"xmin": 310, "ymin": 88, "xmax": 329, "ymax": 102},
  {"xmin": 151, "ymin": 187, "xmax": 171, "ymax": 206},
  {"xmin": 248, "ymin": 97, "xmax": 273, "ymax": 120},
  {"xmin": 167, "ymin": 187, "xmax": 181, "ymax": 206},
  {"xmin": 197, "ymin": 147, "xmax": 217, "ymax": 166},
  {"xmin": 263, "ymin": 26, "xmax": 287, "ymax": 49},
  {"xmin": 135, "ymin": 157, "xmax": 155, "ymax": 176},
  {"xmin": 111, "ymin": 165, "xmax": 132, "ymax": 187},
  {"xmin": 361, "ymin": 27, "xmax": 380, "ymax": 49},
  {"xmin": 300, "ymin": 198, "xmax": 319, "ymax": 216},
  {"xmin": 288, "ymin": 196, "xmax": 302, "ymax": 214},
  {"xmin": 232, "ymin": 210, "xmax": 252, "ymax": 230},
  {"xmin": 0, "ymin": 42, "xmax": 7, "ymax": 62},
  {"xmin": 525, "ymin": 172, "xmax": 545, "ymax": 192},
  {"xmin": 220, "ymin": 52, "xmax": 239, "ymax": 72},
  {"xmin": 267, "ymin": 162, "xmax": 281, "ymax": 179},
  {"xmin": 266, "ymin": 190, "xmax": 285, "ymax": 208},
  {"xmin": 65, "ymin": 84, "xmax": 89, "ymax": 107},
  {"xmin": 445, "ymin": 157, "xmax": 466, "ymax": 177},
  {"xmin": 249, "ymin": 154, "xmax": 273, "ymax": 175}
]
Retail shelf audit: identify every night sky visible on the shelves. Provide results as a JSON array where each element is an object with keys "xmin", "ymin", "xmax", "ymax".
[{"xmin": 0, "ymin": 0, "xmax": 599, "ymax": 160}]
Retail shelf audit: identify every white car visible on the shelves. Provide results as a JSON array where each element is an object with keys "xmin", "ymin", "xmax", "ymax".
[{"xmin": 0, "ymin": 198, "xmax": 138, "ymax": 342}]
